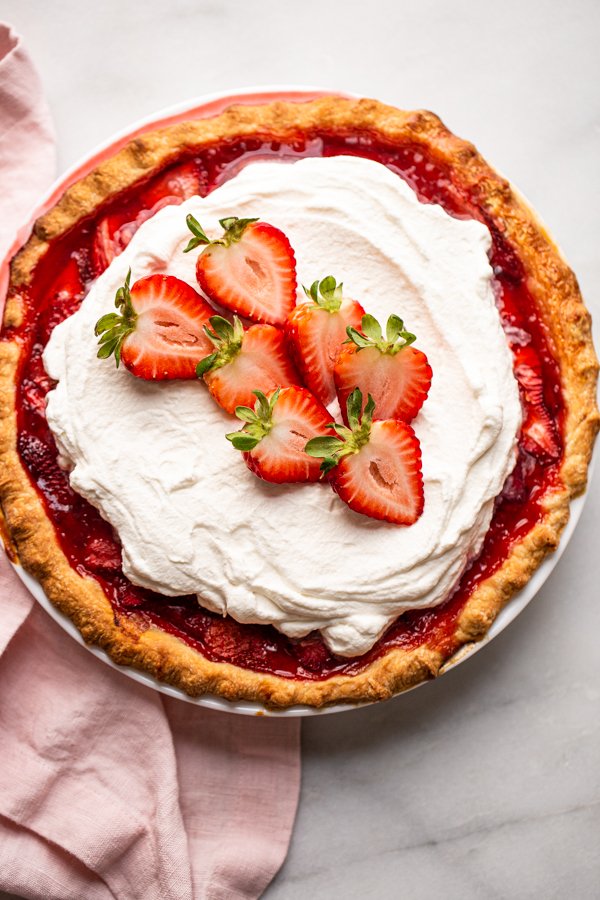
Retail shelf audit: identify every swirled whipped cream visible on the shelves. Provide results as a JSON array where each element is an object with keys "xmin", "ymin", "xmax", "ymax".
[{"xmin": 44, "ymin": 156, "xmax": 521, "ymax": 657}]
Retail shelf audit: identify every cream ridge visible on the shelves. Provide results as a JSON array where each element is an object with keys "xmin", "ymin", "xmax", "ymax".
[{"xmin": 43, "ymin": 156, "xmax": 521, "ymax": 657}]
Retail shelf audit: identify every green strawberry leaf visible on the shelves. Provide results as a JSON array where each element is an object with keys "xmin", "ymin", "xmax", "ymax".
[
  {"xmin": 346, "ymin": 313, "xmax": 418, "ymax": 354},
  {"xmin": 346, "ymin": 387, "xmax": 363, "ymax": 430},
  {"xmin": 226, "ymin": 389, "xmax": 281, "ymax": 454},
  {"xmin": 226, "ymin": 432, "xmax": 261, "ymax": 451},
  {"xmin": 94, "ymin": 269, "xmax": 137, "ymax": 368},
  {"xmin": 234, "ymin": 406, "xmax": 259, "ymax": 424},
  {"xmin": 361, "ymin": 314, "xmax": 383, "ymax": 343},
  {"xmin": 304, "ymin": 436, "xmax": 346, "ymax": 458},
  {"xmin": 183, "ymin": 214, "xmax": 211, "ymax": 252},
  {"xmin": 197, "ymin": 316, "xmax": 244, "ymax": 376},
  {"xmin": 196, "ymin": 353, "xmax": 218, "ymax": 376},
  {"xmin": 302, "ymin": 276, "xmax": 344, "ymax": 312}
]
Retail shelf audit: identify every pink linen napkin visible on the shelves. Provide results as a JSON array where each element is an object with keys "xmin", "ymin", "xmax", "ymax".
[{"xmin": 0, "ymin": 23, "xmax": 300, "ymax": 900}]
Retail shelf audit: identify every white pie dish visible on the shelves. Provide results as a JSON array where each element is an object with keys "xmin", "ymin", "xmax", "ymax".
[{"xmin": 1, "ymin": 86, "xmax": 593, "ymax": 716}]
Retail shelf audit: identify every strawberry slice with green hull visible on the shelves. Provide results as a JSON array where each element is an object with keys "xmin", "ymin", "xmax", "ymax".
[
  {"xmin": 334, "ymin": 313, "xmax": 432, "ymax": 424},
  {"xmin": 197, "ymin": 315, "xmax": 300, "ymax": 414},
  {"xmin": 285, "ymin": 276, "xmax": 365, "ymax": 406},
  {"xmin": 305, "ymin": 389, "xmax": 424, "ymax": 525},
  {"xmin": 95, "ymin": 271, "xmax": 215, "ymax": 380},
  {"xmin": 184, "ymin": 214, "xmax": 297, "ymax": 326},
  {"xmin": 226, "ymin": 387, "xmax": 332, "ymax": 483},
  {"xmin": 512, "ymin": 345, "xmax": 560, "ymax": 460}
]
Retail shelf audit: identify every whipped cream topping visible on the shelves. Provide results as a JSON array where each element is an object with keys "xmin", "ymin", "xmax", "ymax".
[{"xmin": 44, "ymin": 156, "xmax": 521, "ymax": 657}]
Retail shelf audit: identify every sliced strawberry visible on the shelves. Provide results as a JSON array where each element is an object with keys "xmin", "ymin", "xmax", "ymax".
[
  {"xmin": 305, "ymin": 389, "xmax": 424, "ymax": 525},
  {"xmin": 285, "ymin": 276, "xmax": 365, "ymax": 405},
  {"xmin": 520, "ymin": 404, "xmax": 561, "ymax": 459},
  {"xmin": 226, "ymin": 387, "xmax": 331, "ymax": 483},
  {"xmin": 512, "ymin": 345, "xmax": 560, "ymax": 460},
  {"xmin": 293, "ymin": 635, "xmax": 332, "ymax": 673},
  {"xmin": 95, "ymin": 271, "xmax": 215, "ymax": 380},
  {"xmin": 83, "ymin": 536, "xmax": 122, "ymax": 573},
  {"xmin": 334, "ymin": 313, "xmax": 432, "ymax": 424},
  {"xmin": 184, "ymin": 214, "xmax": 296, "ymax": 326},
  {"xmin": 201, "ymin": 617, "xmax": 265, "ymax": 663},
  {"xmin": 197, "ymin": 316, "xmax": 300, "ymax": 414},
  {"xmin": 18, "ymin": 432, "xmax": 74, "ymax": 511},
  {"xmin": 512, "ymin": 345, "xmax": 547, "ymax": 405}
]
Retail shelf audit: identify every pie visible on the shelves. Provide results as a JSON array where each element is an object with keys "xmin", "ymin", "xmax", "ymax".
[{"xmin": 0, "ymin": 97, "xmax": 598, "ymax": 709}]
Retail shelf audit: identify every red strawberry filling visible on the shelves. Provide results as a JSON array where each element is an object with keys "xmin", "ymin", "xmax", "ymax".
[
  {"xmin": 92, "ymin": 161, "xmax": 205, "ymax": 274},
  {"xmin": 4, "ymin": 137, "xmax": 564, "ymax": 681}
]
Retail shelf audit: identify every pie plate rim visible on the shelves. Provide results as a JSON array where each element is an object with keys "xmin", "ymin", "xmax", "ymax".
[{"xmin": 2, "ymin": 86, "xmax": 592, "ymax": 717}]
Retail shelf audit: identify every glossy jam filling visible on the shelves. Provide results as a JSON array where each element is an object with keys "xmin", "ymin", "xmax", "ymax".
[{"xmin": 4, "ymin": 132, "xmax": 564, "ymax": 681}]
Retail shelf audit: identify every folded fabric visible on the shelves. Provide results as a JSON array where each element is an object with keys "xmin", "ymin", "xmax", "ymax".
[{"xmin": 0, "ymin": 23, "xmax": 300, "ymax": 900}]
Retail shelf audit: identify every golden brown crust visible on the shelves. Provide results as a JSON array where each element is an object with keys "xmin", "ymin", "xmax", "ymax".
[{"xmin": 1, "ymin": 97, "xmax": 598, "ymax": 708}]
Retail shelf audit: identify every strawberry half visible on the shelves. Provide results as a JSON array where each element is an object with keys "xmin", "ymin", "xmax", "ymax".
[
  {"xmin": 95, "ymin": 270, "xmax": 215, "ymax": 379},
  {"xmin": 334, "ymin": 313, "xmax": 432, "ymax": 424},
  {"xmin": 184, "ymin": 214, "xmax": 297, "ymax": 326},
  {"xmin": 305, "ymin": 388, "xmax": 424, "ymax": 525},
  {"xmin": 512, "ymin": 345, "xmax": 560, "ymax": 460},
  {"xmin": 285, "ymin": 276, "xmax": 365, "ymax": 406},
  {"xmin": 226, "ymin": 387, "xmax": 332, "ymax": 483},
  {"xmin": 197, "ymin": 315, "xmax": 300, "ymax": 414}
]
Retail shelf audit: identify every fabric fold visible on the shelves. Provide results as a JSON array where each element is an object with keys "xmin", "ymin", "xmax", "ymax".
[
  {"xmin": 0, "ymin": 23, "xmax": 56, "ymax": 261},
  {"xmin": 0, "ymin": 22, "xmax": 300, "ymax": 900}
]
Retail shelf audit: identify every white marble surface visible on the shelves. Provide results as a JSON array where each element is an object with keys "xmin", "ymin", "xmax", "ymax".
[{"xmin": 2, "ymin": 1, "xmax": 599, "ymax": 897}]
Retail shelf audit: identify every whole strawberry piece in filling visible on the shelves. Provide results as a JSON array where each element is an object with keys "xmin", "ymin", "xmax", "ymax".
[
  {"xmin": 334, "ymin": 313, "xmax": 432, "ymax": 424},
  {"xmin": 197, "ymin": 315, "xmax": 300, "ymax": 414},
  {"xmin": 285, "ymin": 276, "xmax": 365, "ymax": 406},
  {"xmin": 226, "ymin": 387, "xmax": 332, "ymax": 483},
  {"xmin": 92, "ymin": 214, "xmax": 127, "ymax": 274},
  {"xmin": 184, "ymin": 214, "xmax": 297, "ymax": 326},
  {"xmin": 95, "ymin": 270, "xmax": 215, "ymax": 379},
  {"xmin": 305, "ymin": 388, "xmax": 424, "ymax": 525},
  {"xmin": 93, "ymin": 162, "xmax": 204, "ymax": 274},
  {"xmin": 142, "ymin": 160, "xmax": 203, "ymax": 209},
  {"xmin": 512, "ymin": 345, "xmax": 560, "ymax": 460}
]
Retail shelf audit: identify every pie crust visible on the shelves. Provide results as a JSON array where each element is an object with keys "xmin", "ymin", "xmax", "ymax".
[{"xmin": 0, "ymin": 97, "xmax": 598, "ymax": 708}]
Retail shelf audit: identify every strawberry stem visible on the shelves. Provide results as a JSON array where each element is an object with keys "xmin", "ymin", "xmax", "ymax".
[
  {"xmin": 346, "ymin": 313, "xmax": 416, "ymax": 354},
  {"xmin": 94, "ymin": 268, "xmax": 137, "ymax": 367},
  {"xmin": 183, "ymin": 214, "xmax": 259, "ymax": 253},
  {"xmin": 226, "ymin": 389, "xmax": 280, "ymax": 451},
  {"xmin": 196, "ymin": 315, "xmax": 245, "ymax": 377},
  {"xmin": 302, "ymin": 275, "xmax": 344, "ymax": 313},
  {"xmin": 183, "ymin": 214, "xmax": 211, "ymax": 252},
  {"xmin": 218, "ymin": 216, "xmax": 259, "ymax": 245},
  {"xmin": 305, "ymin": 388, "xmax": 375, "ymax": 474}
]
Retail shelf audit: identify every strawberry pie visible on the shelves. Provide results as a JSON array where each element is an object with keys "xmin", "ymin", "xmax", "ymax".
[{"xmin": 0, "ymin": 98, "xmax": 598, "ymax": 708}]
